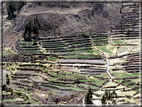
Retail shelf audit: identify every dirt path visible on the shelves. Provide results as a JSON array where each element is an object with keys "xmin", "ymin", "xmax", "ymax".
[{"xmin": 90, "ymin": 34, "xmax": 113, "ymax": 78}]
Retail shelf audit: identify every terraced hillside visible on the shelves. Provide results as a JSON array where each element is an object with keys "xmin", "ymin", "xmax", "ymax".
[{"xmin": 2, "ymin": 2, "xmax": 141, "ymax": 106}]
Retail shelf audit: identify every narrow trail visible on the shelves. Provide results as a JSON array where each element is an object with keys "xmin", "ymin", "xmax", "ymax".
[
  {"xmin": 38, "ymin": 41, "xmax": 47, "ymax": 54},
  {"xmin": 106, "ymin": 59, "xmax": 113, "ymax": 79},
  {"xmin": 82, "ymin": 96, "xmax": 85, "ymax": 106},
  {"xmin": 90, "ymin": 35, "xmax": 113, "ymax": 79},
  {"xmin": 90, "ymin": 34, "xmax": 114, "ymax": 105}
]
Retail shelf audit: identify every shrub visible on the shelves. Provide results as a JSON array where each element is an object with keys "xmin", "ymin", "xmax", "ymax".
[
  {"xmin": 82, "ymin": 33, "xmax": 89, "ymax": 38},
  {"xmin": 74, "ymin": 78, "xmax": 80, "ymax": 84},
  {"xmin": 85, "ymin": 86, "xmax": 93, "ymax": 104},
  {"xmin": 6, "ymin": 3, "xmax": 16, "ymax": 19},
  {"xmin": 2, "ymin": 84, "xmax": 6, "ymax": 91},
  {"xmin": 33, "ymin": 40, "xmax": 38, "ymax": 45},
  {"xmin": 6, "ymin": 74, "xmax": 10, "ymax": 85},
  {"xmin": 101, "ymin": 90, "xmax": 117, "ymax": 105},
  {"xmin": 24, "ymin": 96, "xmax": 27, "ymax": 101}
]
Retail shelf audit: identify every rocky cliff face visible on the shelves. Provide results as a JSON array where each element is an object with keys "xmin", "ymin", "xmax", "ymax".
[
  {"xmin": 3, "ymin": 2, "xmax": 122, "ymax": 48},
  {"xmin": 12, "ymin": 2, "xmax": 121, "ymax": 34}
]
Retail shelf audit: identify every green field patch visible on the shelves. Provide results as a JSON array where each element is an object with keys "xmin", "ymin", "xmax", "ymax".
[
  {"xmin": 109, "ymin": 46, "xmax": 116, "ymax": 51},
  {"xmin": 112, "ymin": 72, "xmax": 134, "ymax": 78},
  {"xmin": 95, "ymin": 46, "xmax": 112, "ymax": 53},
  {"xmin": 134, "ymin": 88, "xmax": 139, "ymax": 92},
  {"xmin": 40, "ymin": 59, "xmax": 53, "ymax": 63},
  {"xmin": 20, "ymin": 41, "xmax": 33, "ymax": 43},
  {"xmin": 88, "ymin": 50, "xmax": 100, "ymax": 55},
  {"xmin": 48, "ymin": 57, "xmax": 57, "ymax": 61},
  {"xmin": 114, "ymin": 80, "xmax": 123, "ymax": 83},
  {"xmin": 20, "ymin": 45, "xmax": 38, "ymax": 47},
  {"xmin": 66, "ymin": 47, "xmax": 92, "ymax": 51},
  {"xmin": 93, "ymin": 73, "xmax": 109, "ymax": 79},
  {"xmin": 91, "ymin": 79, "xmax": 106, "ymax": 86},
  {"xmin": 50, "ymin": 73, "xmax": 65, "ymax": 77},
  {"xmin": 43, "ymin": 70, "xmax": 50, "ymax": 72},
  {"xmin": 122, "ymin": 81, "xmax": 133, "ymax": 85},
  {"xmin": 7, "ymin": 66, "xmax": 15, "ymax": 71},
  {"xmin": 80, "ymin": 78, "xmax": 95, "ymax": 82},
  {"xmin": 22, "ymin": 47, "xmax": 39, "ymax": 49},
  {"xmin": 112, "ymin": 41, "xmax": 125, "ymax": 44},
  {"xmin": 79, "ymin": 84, "xmax": 98, "ymax": 89},
  {"xmin": 72, "ymin": 43, "xmax": 90, "ymax": 46},
  {"xmin": 15, "ymin": 88, "xmax": 31, "ymax": 94},
  {"xmin": 130, "ymin": 73, "xmax": 139, "ymax": 76},
  {"xmin": 3, "ymin": 50, "xmax": 12, "ymax": 56},
  {"xmin": 64, "ymin": 55, "xmax": 100, "ymax": 58},
  {"xmin": 76, "ymin": 47, "xmax": 92, "ymax": 50},
  {"xmin": 128, "ymin": 84, "xmax": 137, "ymax": 88},
  {"xmin": 62, "ymin": 71, "xmax": 73, "ymax": 75}
]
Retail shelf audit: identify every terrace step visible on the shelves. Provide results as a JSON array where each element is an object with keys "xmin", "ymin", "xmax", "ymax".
[
  {"xmin": 20, "ymin": 48, "xmax": 40, "ymax": 50},
  {"xmin": 79, "ymin": 68, "xmax": 106, "ymax": 72},
  {"xmin": 125, "ymin": 67, "xmax": 139, "ymax": 70},
  {"xmin": 125, "ymin": 70, "xmax": 139, "ymax": 73},
  {"xmin": 57, "ymin": 59, "xmax": 105, "ymax": 65},
  {"xmin": 11, "ymin": 76, "xmax": 28, "ymax": 79},
  {"xmin": 13, "ymin": 81, "xmax": 32, "ymax": 87}
]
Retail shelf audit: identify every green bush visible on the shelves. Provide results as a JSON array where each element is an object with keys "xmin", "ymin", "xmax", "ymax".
[
  {"xmin": 6, "ymin": 74, "xmax": 10, "ymax": 85},
  {"xmin": 6, "ymin": 2, "xmax": 26, "ymax": 20},
  {"xmin": 101, "ymin": 90, "xmax": 117, "ymax": 105},
  {"xmin": 2, "ymin": 84, "xmax": 6, "ymax": 91},
  {"xmin": 85, "ymin": 86, "xmax": 93, "ymax": 104},
  {"xmin": 33, "ymin": 40, "xmax": 38, "ymax": 45},
  {"xmin": 24, "ymin": 96, "xmax": 27, "ymax": 101}
]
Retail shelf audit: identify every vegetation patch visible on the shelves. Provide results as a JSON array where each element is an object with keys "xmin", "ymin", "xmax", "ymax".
[
  {"xmin": 20, "ymin": 41, "xmax": 33, "ymax": 43},
  {"xmin": 64, "ymin": 55, "xmax": 101, "ymax": 58},
  {"xmin": 128, "ymin": 84, "xmax": 137, "ymax": 88},
  {"xmin": 48, "ymin": 57, "xmax": 57, "ymax": 61},
  {"xmin": 93, "ymin": 73, "xmax": 109, "ymax": 79},
  {"xmin": 122, "ymin": 81, "xmax": 133, "ymax": 85},
  {"xmin": 88, "ymin": 50, "xmax": 100, "ymax": 55},
  {"xmin": 91, "ymin": 79, "xmax": 106, "ymax": 86},
  {"xmin": 112, "ymin": 40, "xmax": 125, "ymax": 44},
  {"xmin": 95, "ymin": 46, "xmax": 112, "ymax": 53},
  {"xmin": 80, "ymin": 78, "xmax": 95, "ymax": 82},
  {"xmin": 130, "ymin": 73, "xmax": 139, "ymax": 76},
  {"xmin": 112, "ymin": 71, "xmax": 138, "ymax": 78},
  {"xmin": 79, "ymin": 84, "xmax": 98, "ymax": 89},
  {"xmin": 3, "ymin": 50, "xmax": 12, "ymax": 56},
  {"xmin": 114, "ymin": 80, "xmax": 123, "ymax": 83}
]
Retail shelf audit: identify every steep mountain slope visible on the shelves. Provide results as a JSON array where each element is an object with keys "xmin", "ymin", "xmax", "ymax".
[{"xmin": 3, "ymin": 2, "xmax": 121, "ymax": 49}]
